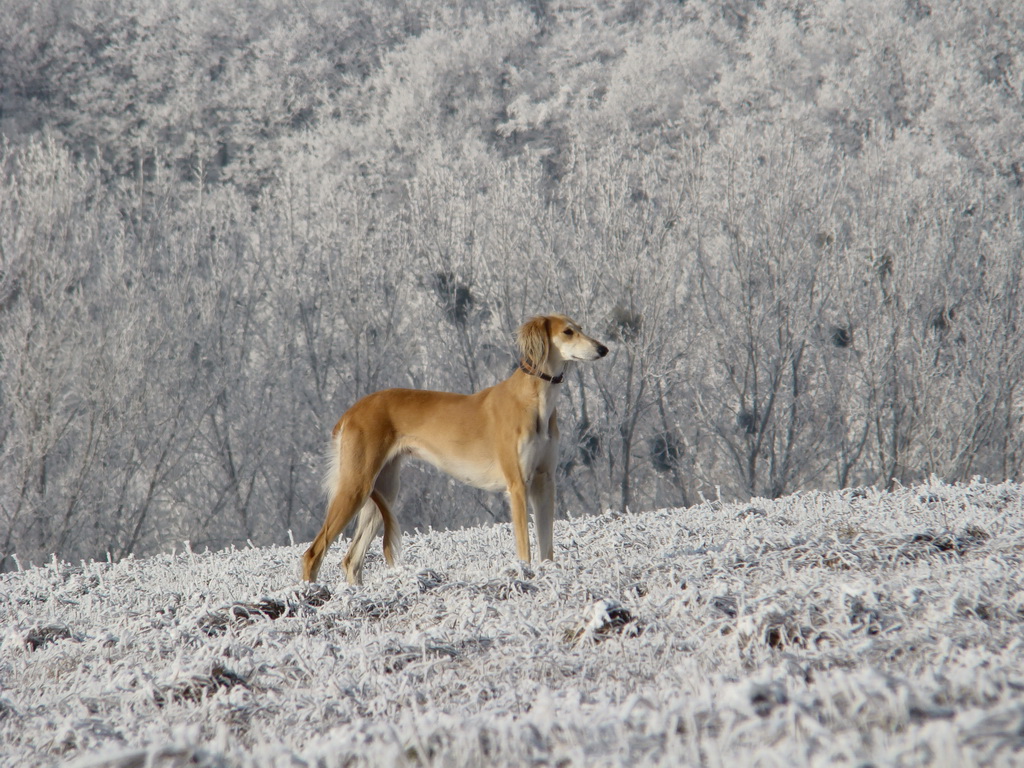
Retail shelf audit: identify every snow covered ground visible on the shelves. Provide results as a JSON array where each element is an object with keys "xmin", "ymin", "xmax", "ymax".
[{"xmin": 2, "ymin": 481, "xmax": 1023, "ymax": 767}]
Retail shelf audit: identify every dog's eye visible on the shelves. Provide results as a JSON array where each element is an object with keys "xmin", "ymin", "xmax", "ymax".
[{"xmin": 563, "ymin": 329, "xmax": 574, "ymax": 336}]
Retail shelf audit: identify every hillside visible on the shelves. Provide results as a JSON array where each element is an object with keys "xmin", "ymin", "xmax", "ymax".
[{"xmin": 2, "ymin": 481, "xmax": 1023, "ymax": 766}]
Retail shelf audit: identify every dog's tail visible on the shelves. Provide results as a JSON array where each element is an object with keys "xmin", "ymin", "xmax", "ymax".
[
  {"xmin": 322, "ymin": 424, "xmax": 344, "ymax": 505},
  {"xmin": 370, "ymin": 489, "xmax": 402, "ymax": 565}
]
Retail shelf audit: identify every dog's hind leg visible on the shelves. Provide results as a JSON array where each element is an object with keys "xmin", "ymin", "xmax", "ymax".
[
  {"xmin": 342, "ymin": 458, "xmax": 402, "ymax": 585},
  {"xmin": 301, "ymin": 426, "xmax": 386, "ymax": 583},
  {"xmin": 302, "ymin": 483, "xmax": 369, "ymax": 583},
  {"xmin": 341, "ymin": 499, "xmax": 381, "ymax": 586}
]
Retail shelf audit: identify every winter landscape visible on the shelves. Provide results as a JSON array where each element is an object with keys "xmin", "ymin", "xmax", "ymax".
[
  {"xmin": 3, "ymin": 480, "xmax": 1024, "ymax": 766},
  {"xmin": 3, "ymin": 0, "xmax": 1024, "ymax": 765}
]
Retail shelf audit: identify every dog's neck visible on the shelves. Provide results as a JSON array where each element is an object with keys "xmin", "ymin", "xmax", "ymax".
[
  {"xmin": 517, "ymin": 358, "xmax": 567, "ymax": 439},
  {"xmin": 518, "ymin": 359, "xmax": 565, "ymax": 384}
]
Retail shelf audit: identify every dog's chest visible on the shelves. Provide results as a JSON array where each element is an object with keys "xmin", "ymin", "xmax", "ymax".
[
  {"xmin": 518, "ymin": 403, "xmax": 557, "ymax": 479},
  {"xmin": 518, "ymin": 431, "xmax": 549, "ymax": 479}
]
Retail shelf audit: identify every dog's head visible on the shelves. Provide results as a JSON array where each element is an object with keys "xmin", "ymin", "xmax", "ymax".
[{"xmin": 517, "ymin": 314, "xmax": 609, "ymax": 369}]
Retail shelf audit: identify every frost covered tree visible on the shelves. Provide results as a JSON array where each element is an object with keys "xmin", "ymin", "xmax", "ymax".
[{"xmin": 2, "ymin": 0, "xmax": 1024, "ymax": 566}]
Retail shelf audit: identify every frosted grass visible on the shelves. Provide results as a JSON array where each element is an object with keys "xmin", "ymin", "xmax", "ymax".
[{"xmin": 2, "ymin": 481, "xmax": 1023, "ymax": 766}]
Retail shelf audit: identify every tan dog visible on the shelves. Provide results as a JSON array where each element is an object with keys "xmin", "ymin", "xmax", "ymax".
[{"xmin": 301, "ymin": 314, "xmax": 609, "ymax": 584}]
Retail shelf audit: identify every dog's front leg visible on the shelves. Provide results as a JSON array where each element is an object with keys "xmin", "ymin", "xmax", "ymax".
[
  {"xmin": 529, "ymin": 467, "xmax": 555, "ymax": 561},
  {"xmin": 508, "ymin": 477, "xmax": 531, "ymax": 562},
  {"xmin": 499, "ymin": 440, "xmax": 533, "ymax": 562},
  {"xmin": 530, "ymin": 417, "xmax": 559, "ymax": 561}
]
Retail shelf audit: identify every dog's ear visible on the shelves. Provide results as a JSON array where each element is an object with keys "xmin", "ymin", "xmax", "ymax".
[{"xmin": 516, "ymin": 316, "xmax": 550, "ymax": 367}]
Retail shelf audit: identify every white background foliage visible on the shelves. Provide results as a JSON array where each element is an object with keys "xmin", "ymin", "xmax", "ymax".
[{"xmin": 3, "ymin": 0, "xmax": 1024, "ymax": 568}]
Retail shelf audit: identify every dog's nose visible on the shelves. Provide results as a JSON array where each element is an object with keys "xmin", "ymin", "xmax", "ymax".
[{"xmin": 597, "ymin": 344, "xmax": 609, "ymax": 357}]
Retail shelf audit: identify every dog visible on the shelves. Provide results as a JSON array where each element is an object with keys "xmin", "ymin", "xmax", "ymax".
[{"xmin": 301, "ymin": 314, "xmax": 609, "ymax": 584}]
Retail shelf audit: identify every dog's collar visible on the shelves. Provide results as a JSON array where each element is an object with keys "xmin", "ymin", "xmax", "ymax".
[{"xmin": 518, "ymin": 359, "xmax": 564, "ymax": 384}]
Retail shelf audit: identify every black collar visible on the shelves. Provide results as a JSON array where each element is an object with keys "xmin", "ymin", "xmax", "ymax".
[{"xmin": 518, "ymin": 360, "xmax": 564, "ymax": 384}]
